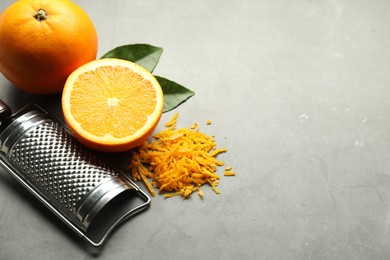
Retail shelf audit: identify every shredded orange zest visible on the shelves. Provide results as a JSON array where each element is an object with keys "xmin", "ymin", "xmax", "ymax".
[
  {"xmin": 197, "ymin": 187, "xmax": 204, "ymax": 198},
  {"xmin": 190, "ymin": 122, "xmax": 198, "ymax": 130},
  {"xmin": 224, "ymin": 171, "xmax": 236, "ymax": 176},
  {"xmin": 129, "ymin": 112, "xmax": 234, "ymax": 199},
  {"xmin": 137, "ymin": 163, "xmax": 156, "ymax": 196},
  {"xmin": 164, "ymin": 112, "xmax": 178, "ymax": 127}
]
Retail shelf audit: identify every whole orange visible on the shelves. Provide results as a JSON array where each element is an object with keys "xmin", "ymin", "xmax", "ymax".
[{"xmin": 0, "ymin": 0, "xmax": 98, "ymax": 94}]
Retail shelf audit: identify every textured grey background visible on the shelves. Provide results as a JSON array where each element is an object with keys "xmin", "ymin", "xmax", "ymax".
[{"xmin": 1, "ymin": 0, "xmax": 390, "ymax": 259}]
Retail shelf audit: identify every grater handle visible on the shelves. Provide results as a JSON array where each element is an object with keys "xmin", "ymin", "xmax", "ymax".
[{"xmin": 0, "ymin": 99, "xmax": 11, "ymax": 118}]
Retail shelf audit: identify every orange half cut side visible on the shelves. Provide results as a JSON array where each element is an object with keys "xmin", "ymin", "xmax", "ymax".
[{"xmin": 62, "ymin": 58, "xmax": 164, "ymax": 152}]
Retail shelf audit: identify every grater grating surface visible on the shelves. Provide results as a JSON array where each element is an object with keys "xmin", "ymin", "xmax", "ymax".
[{"xmin": 8, "ymin": 120, "xmax": 117, "ymax": 212}]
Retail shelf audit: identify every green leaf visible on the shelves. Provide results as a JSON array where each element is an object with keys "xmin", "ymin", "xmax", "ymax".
[
  {"xmin": 156, "ymin": 76, "xmax": 195, "ymax": 113},
  {"xmin": 101, "ymin": 43, "xmax": 195, "ymax": 111},
  {"xmin": 101, "ymin": 44, "xmax": 163, "ymax": 73}
]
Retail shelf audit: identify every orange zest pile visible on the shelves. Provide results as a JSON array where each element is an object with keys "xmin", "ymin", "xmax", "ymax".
[{"xmin": 129, "ymin": 113, "xmax": 235, "ymax": 199}]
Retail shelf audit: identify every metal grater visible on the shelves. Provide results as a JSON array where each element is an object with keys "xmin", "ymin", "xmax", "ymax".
[{"xmin": 0, "ymin": 100, "xmax": 150, "ymax": 247}]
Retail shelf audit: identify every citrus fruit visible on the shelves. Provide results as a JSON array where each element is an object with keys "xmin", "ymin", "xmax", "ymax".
[
  {"xmin": 0, "ymin": 0, "xmax": 98, "ymax": 94},
  {"xmin": 62, "ymin": 58, "xmax": 164, "ymax": 153}
]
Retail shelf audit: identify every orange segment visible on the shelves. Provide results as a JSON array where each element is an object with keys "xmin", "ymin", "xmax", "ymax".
[{"xmin": 62, "ymin": 58, "xmax": 164, "ymax": 152}]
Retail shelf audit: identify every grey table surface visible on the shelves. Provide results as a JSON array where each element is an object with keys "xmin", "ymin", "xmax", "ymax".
[{"xmin": 1, "ymin": 0, "xmax": 390, "ymax": 259}]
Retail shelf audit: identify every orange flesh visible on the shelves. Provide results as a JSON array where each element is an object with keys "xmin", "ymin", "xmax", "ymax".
[{"xmin": 69, "ymin": 65, "xmax": 157, "ymax": 138}]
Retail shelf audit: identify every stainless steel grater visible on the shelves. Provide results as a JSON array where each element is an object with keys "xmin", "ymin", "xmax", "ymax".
[{"xmin": 0, "ymin": 100, "xmax": 150, "ymax": 247}]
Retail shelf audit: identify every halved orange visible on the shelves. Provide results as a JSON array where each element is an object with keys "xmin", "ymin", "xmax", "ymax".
[{"xmin": 62, "ymin": 58, "xmax": 164, "ymax": 152}]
